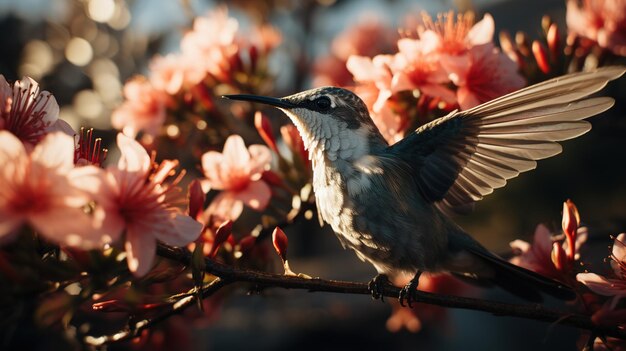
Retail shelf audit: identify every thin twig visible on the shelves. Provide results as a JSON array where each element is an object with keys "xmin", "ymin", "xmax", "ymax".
[{"xmin": 83, "ymin": 278, "xmax": 230, "ymax": 347}]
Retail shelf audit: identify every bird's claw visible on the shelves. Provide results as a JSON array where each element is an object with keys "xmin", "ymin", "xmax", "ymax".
[
  {"xmin": 368, "ymin": 274, "xmax": 390, "ymax": 302},
  {"xmin": 399, "ymin": 282, "xmax": 417, "ymax": 308},
  {"xmin": 398, "ymin": 272, "xmax": 421, "ymax": 308}
]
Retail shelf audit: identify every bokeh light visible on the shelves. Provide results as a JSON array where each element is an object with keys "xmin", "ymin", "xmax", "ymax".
[{"xmin": 65, "ymin": 37, "xmax": 93, "ymax": 66}]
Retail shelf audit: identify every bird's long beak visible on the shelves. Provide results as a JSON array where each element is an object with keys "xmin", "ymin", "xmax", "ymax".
[{"xmin": 222, "ymin": 94, "xmax": 296, "ymax": 109}]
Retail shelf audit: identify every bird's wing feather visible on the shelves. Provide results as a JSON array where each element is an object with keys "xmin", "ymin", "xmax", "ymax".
[{"xmin": 387, "ymin": 66, "xmax": 625, "ymax": 215}]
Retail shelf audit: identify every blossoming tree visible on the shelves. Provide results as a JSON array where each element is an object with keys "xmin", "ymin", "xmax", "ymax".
[{"xmin": 1, "ymin": 2, "xmax": 626, "ymax": 350}]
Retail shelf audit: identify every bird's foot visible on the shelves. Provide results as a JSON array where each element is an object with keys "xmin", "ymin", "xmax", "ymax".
[
  {"xmin": 399, "ymin": 271, "xmax": 421, "ymax": 308},
  {"xmin": 368, "ymin": 274, "xmax": 390, "ymax": 302}
]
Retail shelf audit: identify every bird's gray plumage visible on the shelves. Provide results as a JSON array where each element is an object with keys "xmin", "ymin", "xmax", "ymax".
[{"xmin": 224, "ymin": 66, "xmax": 626, "ymax": 301}]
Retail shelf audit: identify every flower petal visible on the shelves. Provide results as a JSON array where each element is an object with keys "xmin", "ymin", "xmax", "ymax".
[
  {"xmin": 612, "ymin": 233, "xmax": 626, "ymax": 275},
  {"xmin": 46, "ymin": 118, "xmax": 76, "ymax": 137},
  {"xmin": 154, "ymin": 213, "xmax": 203, "ymax": 247},
  {"xmin": 0, "ymin": 131, "xmax": 27, "ymax": 164},
  {"xmin": 533, "ymin": 224, "xmax": 554, "ymax": 257},
  {"xmin": 248, "ymin": 144, "xmax": 272, "ymax": 176},
  {"xmin": 222, "ymin": 135, "xmax": 250, "ymax": 168},
  {"xmin": 201, "ymin": 151, "xmax": 226, "ymax": 190},
  {"xmin": 116, "ymin": 133, "xmax": 150, "ymax": 174},
  {"xmin": 467, "ymin": 13, "xmax": 495, "ymax": 46},
  {"xmin": 206, "ymin": 191, "xmax": 244, "ymax": 222},
  {"xmin": 457, "ymin": 87, "xmax": 481, "ymax": 110},
  {"xmin": 125, "ymin": 225, "xmax": 157, "ymax": 277},
  {"xmin": 577, "ymin": 273, "xmax": 626, "ymax": 296},
  {"xmin": 237, "ymin": 180, "xmax": 271, "ymax": 211},
  {"xmin": 613, "ymin": 233, "xmax": 626, "ymax": 261},
  {"xmin": 346, "ymin": 55, "xmax": 376, "ymax": 82},
  {"xmin": 0, "ymin": 75, "xmax": 11, "ymax": 113},
  {"xmin": 30, "ymin": 206, "xmax": 111, "ymax": 249},
  {"xmin": 30, "ymin": 132, "xmax": 76, "ymax": 174}
]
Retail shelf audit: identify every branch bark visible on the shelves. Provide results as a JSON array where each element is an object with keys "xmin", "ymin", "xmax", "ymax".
[{"xmin": 84, "ymin": 243, "xmax": 626, "ymax": 346}]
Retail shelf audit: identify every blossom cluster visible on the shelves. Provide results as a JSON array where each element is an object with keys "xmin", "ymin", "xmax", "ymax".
[
  {"xmin": 0, "ymin": 75, "xmax": 204, "ymax": 277},
  {"xmin": 508, "ymin": 200, "xmax": 626, "ymax": 348},
  {"xmin": 344, "ymin": 12, "xmax": 525, "ymax": 143},
  {"xmin": 112, "ymin": 8, "xmax": 282, "ymax": 141}
]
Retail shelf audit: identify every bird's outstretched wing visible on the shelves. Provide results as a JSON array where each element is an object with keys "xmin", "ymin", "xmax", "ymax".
[{"xmin": 387, "ymin": 66, "xmax": 625, "ymax": 215}]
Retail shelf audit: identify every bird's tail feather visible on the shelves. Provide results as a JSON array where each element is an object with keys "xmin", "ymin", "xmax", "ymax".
[{"xmin": 465, "ymin": 246, "xmax": 575, "ymax": 302}]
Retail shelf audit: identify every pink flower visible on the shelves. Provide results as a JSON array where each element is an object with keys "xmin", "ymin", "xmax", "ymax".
[
  {"xmin": 408, "ymin": 12, "xmax": 523, "ymax": 110},
  {"xmin": 201, "ymin": 135, "xmax": 272, "ymax": 222},
  {"xmin": 77, "ymin": 134, "xmax": 203, "ymax": 276},
  {"xmin": 178, "ymin": 8, "xmax": 281, "ymax": 87},
  {"xmin": 390, "ymin": 38, "xmax": 456, "ymax": 103},
  {"xmin": 510, "ymin": 222, "xmax": 587, "ymax": 282},
  {"xmin": 510, "ymin": 224, "xmax": 561, "ymax": 279},
  {"xmin": 566, "ymin": 0, "xmax": 626, "ymax": 56},
  {"xmin": 444, "ymin": 43, "xmax": 525, "ymax": 110},
  {"xmin": 0, "ymin": 76, "xmax": 70, "ymax": 146},
  {"xmin": 181, "ymin": 8, "xmax": 238, "ymax": 57},
  {"xmin": 577, "ymin": 233, "xmax": 626, "ymax": 302},
  {"xmin": 0, "ymin": 131, "xmax": 110, "ymax": 248},
  {"xmin": 418, "ymin": 11, "xmax": 495, "ymax": 57},
  {"xmin": 149, "ymin": 51, "xmax": 210, "ymax": 94},
  {"xmin": 347, "ymin": 55, "xmax": 404, "ymax": 143},
  {"xmin": 111, "ymin": 76, "xmax": 167, "ymax": 138},
  {"xmin": 180, "ymin": 8, "xmax": 239, "ymax": 82}
]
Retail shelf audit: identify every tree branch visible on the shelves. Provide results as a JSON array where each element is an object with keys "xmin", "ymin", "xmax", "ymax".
[
  {"xmin": 156, "ymin": 243, "xmax": 626, "ymax": 340},
  {"xmin": 83, "ymin": 277, "xmax": 230, "ymax": 347},
  {"xmin": 84, "ymin": 242, "xmax": 626, "ymax": 346}
]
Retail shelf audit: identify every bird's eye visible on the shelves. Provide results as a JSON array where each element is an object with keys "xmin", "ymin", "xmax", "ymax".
[{"xmin": 315, "ymin": 96, "xmax": 331, "ymax": 111}]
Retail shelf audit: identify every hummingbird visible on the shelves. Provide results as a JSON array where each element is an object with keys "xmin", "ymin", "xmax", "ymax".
[{"xmin": 225, "ymin": 66, "xmax": 625, "ymax": 305}]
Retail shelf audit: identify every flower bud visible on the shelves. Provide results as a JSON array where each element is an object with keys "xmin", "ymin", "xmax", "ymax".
[
  {"xmin": 541, "ymin": 15, "xmax": 552, "ymax": 34},
  {"xmin": 255, "ymin": 111, "xmax": 278, "ymax": 152},
  {"xmin": 272, "ymin": 227, "xmax": 288, "ymax": 263},
  {"xmin": 562, "ymin": 199, "xmax": 580, "ymax": 260},
  {"xmin": 551, "ymin": 242, "xmax": 567, "ymax": 272},
  {"xmin": 188, "ymin": 179, "xmax": 205, "ymax": 221},
  {"xmin": 547, "ymin": 23, "xmax": 560, "ymax": 61},
  {"xmin": 532, "ymin": 40, "xmax": 550, "ymax": 74},
  {"xmin": 209, "ymin": 220, "xmax": 233, "ymax": 258},
  {"xmin": 515, "ymin": 31, "xmax": 531, "ymax": 56},
  {"xmin": 237, "ymin": 235, "xmax": 256, "ymax": 254},
  {"xmin": 272, "ymin": 227, "xmax": 295, "ymax": 275}
]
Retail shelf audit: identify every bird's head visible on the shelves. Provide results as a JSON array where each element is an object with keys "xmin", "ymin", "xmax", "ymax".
[{"xmin": 224, "ymin": 87, "xmax": 386, "ymax": 162}]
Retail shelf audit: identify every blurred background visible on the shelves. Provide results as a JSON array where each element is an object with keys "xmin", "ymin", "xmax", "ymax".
[{"xmin": 1, "ymin": 0, "xmax": 625, "ymax": 350}]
